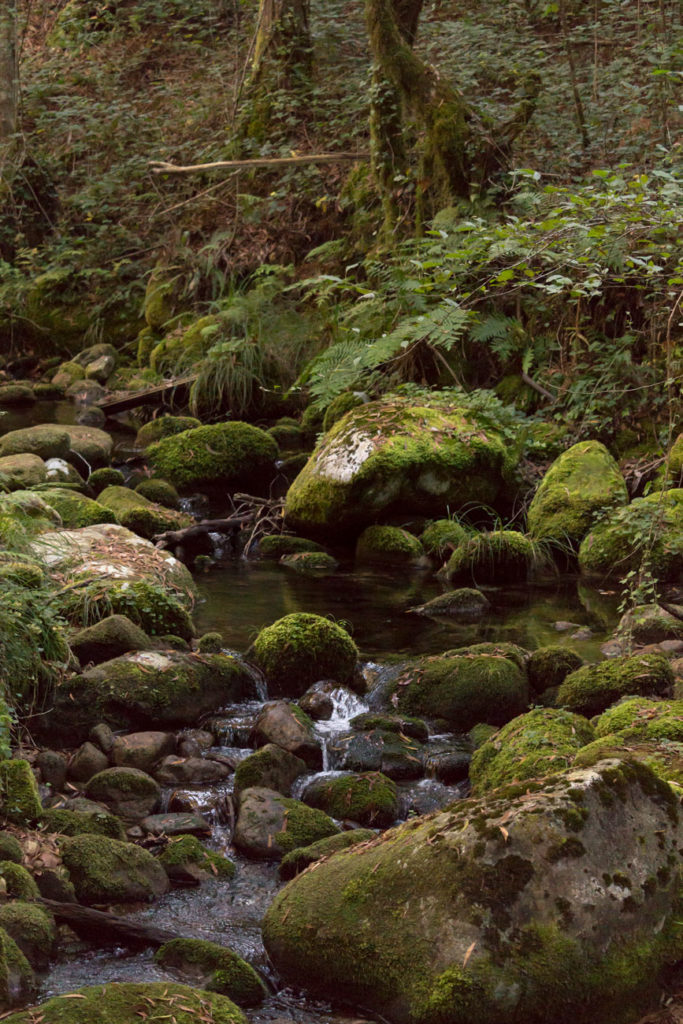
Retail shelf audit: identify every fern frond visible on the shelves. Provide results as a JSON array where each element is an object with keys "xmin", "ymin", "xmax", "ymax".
[{"xmin": 470, "ymin": 314, "xmax": 522, "ymax": 344}]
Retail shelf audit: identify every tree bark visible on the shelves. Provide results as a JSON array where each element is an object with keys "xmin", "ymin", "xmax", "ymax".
[
  {"xmin": 238, "ymin": 0, "xmax": 312, "ymax": 143},
  {"xmin": 0, "ymin": 0, "xmax": 18, "ymax": 144}
]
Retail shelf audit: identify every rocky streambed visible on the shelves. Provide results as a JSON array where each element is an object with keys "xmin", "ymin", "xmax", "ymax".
[{"xmin": 0, "ymin": 381, "xmax": 681, "ymax": 1024}]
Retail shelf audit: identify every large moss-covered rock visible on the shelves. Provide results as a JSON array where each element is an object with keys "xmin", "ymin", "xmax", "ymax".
[
  {"xmin": 469, "ymin": 708, "xmax": 595, "ymax": 794},
  {"xmin": 39, "ymin": 806, "xmax": 125, "ymax": 840},
  {"xmin": 527, "ymin": 441, "xmax": 628, "ymax": 548},
  {"xmin": 251, "ymin": 613, "xmax": 359, "ymax": 698},
  {"xmin": 234, "ymin": 744, "xmax": 307, "ymax": 797},
  {"xmin": 70, "ymin": 615, "xmax": 153, "ymax": 665},
  {"xmin": 0, "ymin": 902, "xmax": 55, "ymax": 969},
  {"xmin": 61, "ymin": 425, "xmax": 113, "ymax": 469},
  {"xmin": 393, "ymin": 645, "xmax": 529, "ymax": 731},
  {"xmin": 527, "ymin": 646, "xmax": 584, "ymax": 694},
  {"xmin": 60, "ymin": 835, "xmax": 169, "ymax": 904},
  {"xmin": 2, "ymin": 982, "xmax": 246, "ymax": 1024},
  {"xmin": 154, "ymin": 938, "xmax": 266, "ymax": 1006},
  {"xmin": 578, "ymin": 490, "xmax": 683, "ymax": 583},
  {"xmin": 43, "ymin": 651, "xmax": 257, "ymax": 742},
  {"xmin": 233, "ymin": 787, "xmax": 339, "ymax": 860},
  {"xmin": 0, "ymin": 761, "xmax": 42, "ymax": 826},
  {"xmin": 594, "ymin": 697, "xmax": 683, "ymax": 743},
  {"xmin": 617, "ymin": 603, "xmax": 683, "ymax": 644},
  {"xmin": 0, "ymin": 425, "xmax": 70, "ymax": 461},
  {"xmin": 442, "ymin": 530, "xmax": 535, "ymax": 585},
  {"xmin": 0, "ymin": 928, "xmax": 34, "ymax": 1012},
  {"xmin": 263, "ymin": 759, "xmax": 683, "ymax": 1024},
  {"xmin": 157, "ymin": 835, "xmax": 235, "ymax": 883},
  {"xmin": 84, "ymin": 767, "xmax": 161, "ymax": 823},
  {"xmin": 302, "ymin": 771, "xmax": 398, "ymax": 828},
  {"xmin": 420, "ymin": 518, "xmax": 470, "ymax": 561},
  {"xmin": 355, "ymin": 525, "xmax": 424, "ymax": 565},
  {"xmin": 285, "ymin": 393, "xmax": 518, "ymax": 538},
  {"xmin": 97, "ymin": 486, "xmax": 192, "ymax": 540},
  {"xmin": 258, "ymin": 534, "xmax": 325, "ymax": 558},
  {"xmin": 135, "ymin": 416, "xmax": 202, "ymax": 449},
  {"xmin": 0, "ymin": 454, "xmax": 46, "ymax": 491},
  {"xmin": 147, "ymin": 421, "xmax": 278, "ymax": 492},
  {"xmin": 0, "ymin": 864, "xmax": 39, "ymax": 902},
  {"xmin": 40, "ymin": 488, "xmax": 118, "ymax": 529},
  {"xmin": 556, "ymin": 652, "xmax": 674, "ymax": 718}
]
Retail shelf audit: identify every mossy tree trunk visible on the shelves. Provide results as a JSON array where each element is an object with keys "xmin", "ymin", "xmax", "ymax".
[
  {"xmin": 366, "ymin": 0, "xmax": 471, "ymax": 236},
  {"xmin": 0, "ymin": 1, "xmax": 18, "ymax": 145},
  {"xmin": 238, "ymin": 0, "xmax": 312, "ymax": 144}
]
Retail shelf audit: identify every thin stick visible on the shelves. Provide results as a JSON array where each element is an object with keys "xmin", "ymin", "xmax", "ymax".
[{"xmin": 150, "ymin": 152, "xmax": 370, "ymax": 175}]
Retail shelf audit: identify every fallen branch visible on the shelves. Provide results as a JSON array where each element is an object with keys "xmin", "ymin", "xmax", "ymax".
[
  {"xmin": 149, "ymin": 152, "xmax": 370, "ymax": 175},
  {"xmin": 154, "ymin": 515, "xmax": 255, "ymax": 550},
  {"xmin": 39, "ymin": 898, "xmax": 179, "ymax": 948}
]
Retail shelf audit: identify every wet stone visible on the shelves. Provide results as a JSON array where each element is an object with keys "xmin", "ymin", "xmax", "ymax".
[{"xmin": 141, "ymin": 813, "xmax": 212, "ymax": 837}]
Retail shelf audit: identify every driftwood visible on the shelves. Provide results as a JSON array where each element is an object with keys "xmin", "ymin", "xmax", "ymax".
[
  {"xmin": 154, "ymin": 515, "xmax": 255, "ymax": 550},
  {"xmin": 150, "ymin": 152, "xmax": 370, "ymax": 175},
  {"xmin": 39, "ymin": 898, "xmax": 179, "ymax": 948}
]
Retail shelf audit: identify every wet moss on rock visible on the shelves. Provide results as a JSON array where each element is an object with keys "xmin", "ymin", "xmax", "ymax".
[
  {"xmin": 442, "ymin": 530, "xmax": 535, "ymax": 586},
  {"xmin": 557, "ymin": 652, "xmax": 674, "ymax": 718},
  {"xmin": 278, "ymin": 829, "xmax": 377, "ymax": 880},
  {"xmin": 302, "ymin": 771, "xmax": 398, "ymax": 828},
  {"xmin": 0, "ymin": 762, "xmax": 42, "ymax": 827},
  {"xmin": 251, "ymin": 613, "xmax": 358, "ymax": 697},
  {"xmin": 154, "ymin": 938, "xmax": 265, "ymax": 1006},
  {"xmin": 38, "ymin": 807, "xmax": 125, "ymax": 841},
  {"xmin": 158, "ymin": 835, "xmax": 235, "ymax": 879},
  {"xmin": 135, "ymin": 416, "xmax": 201, "ymax": 449},
  {"xmin": 355, "ymin": 525, "xmax": 424, "ymax": 565},
  {"xmin": 148, "ymin": 421, "xmax": 278, "ymax": 492},
  {"xmin": 0, "ymin": 863, "xmax": 40, "ymax": 902},
  {"xmin": 420, "ymin": 518, "xmax": 470, "ymax": 561},
  {"xmin": 527, "ymin": 646, "xmax": 584, "ymax": 693},
  {"xmin": 0, "ymin": 902, "xmax": 55, "ymax": 969},
  {"xmin": 60, "ymin": 834, "xmax": 169, "ymax": 905}
]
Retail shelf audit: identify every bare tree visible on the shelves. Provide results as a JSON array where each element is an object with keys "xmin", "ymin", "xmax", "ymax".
[{"xmin": 0, "ymin": 0, "xmax": 18, "ymax": 145}]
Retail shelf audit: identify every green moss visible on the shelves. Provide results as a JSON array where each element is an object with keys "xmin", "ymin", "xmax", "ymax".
[
  {"xmin": 470, "ymin": 708, "xmax": 595, "ymax": 795},
  {"xmin": 2, "ymin": 982, "xmax": 247, "ymax": 1024},
  {"xmin": 148, "ymin": 421, "xmax": 278, "ymax": 492},
  {"xmin": 0, "ymin": 834, "xmax": 22, "ymax": 865},
  {"xmin": 41, "ymin": 488, "xmax": 118, "ymax": 529},
  {"xmin": 135, "ymin": 416, "xmax": 201, "ymax": 449},
  {"xmin": 527, "ymin": 646, "xmax": 584, "ymax": 693},
  {"xmin": 545, "ymin": 836, "xmax": 586, "ymax": 862},
  {"xmin": 278, "ymin": 829, "xmax": 377, "ymax": 880},
  {"xmin": 150, "ymin": 314, "xmax": 219, "ymax": 375},
  {"xmin": 443, "ymin": 530, "xmax": 536, "ymax": 585},
  {"xmin": 252, "ymin": 613, "xmax": 358, "ymax": 696},
  {"xmin": 64, "ymin": 580, "xmax": 195, "ymax": 640},
  {"xmin": 0, "ymin": 927, "xmax": 34, "ymax": 1010},
  {"xmin": 154, "ymin": 938, "xmax": 265, "ymax": 1007},
  {"xmin": 578, "ymin": 490, "xmax": 683, "ymax": 583},
  {"xmin": 304, "ymin": 772, "xmax": 398, "ymax": 827},
  {"xmin": 0, "ymin": 761, "xmax": 42, "ymax": 826},
  {"xmin": 527, "ymin": 440, "xmax": 628, "ymax": 548},
  {"xmin": 420, "ymin": 519, "xmax": 470, "ymax": 561},
  {"xmin": 97, "ymin": 485, "xmax": 192, "ymax": 540},
  {"xmin": 0, "ymin": 386, "xmax": 34, "ymax": 407},
  {"xmin": 280, "ymin": 552, "xmax": 339, "ymax": 576},
  {"xmin": 60, "ymin": 834, "xmax": 168, "ymax": 904},
  {"xmin": 0, "ymin": 863, "xmax": 39, "ymax": 901},
  {"xmin": 351, "ymin": 712, "xmax": 429, "ymax": 741},
  {"xmin": 574, "ymin": 736, "xmax": 683, "ymax": 790},
  {"xmin": 0, "ymin": 902, "xmax": 55, "ymax": 967},
  {"xmin": 197, "ymin": 632, "xmax": 223, "ymax": 654},
  {"xmin": 557, "ymin": 652, "xmax": 674, "ymax": 717},
  {"xmin": 134, "ymin": 478, "xmax": 180, "ymax": 510},
  {"xmin": 322, "ymin": 392, "xmax": 365, "ymax": 433},
  {"xmin": 0, "ymin": 425, "xmax": 71, "ymax": 461},
  {"xmin": 258, "ymin": 534, "xmax": 325, "ymax": 558},
  {"xmin": 39, "ymin": 807, "xmax": 125, "ymax": 840},
  {"xmin": 88, "ymin": 468, "xmax": 125, "ymax": 494},
  {"xmin": 267, "ymin": 423, "xmax": 306, "ymax": 451},
  {"xmin": 468, "ymin": 723, "xmax": 498, "ymax": 750},
  {"xmin": 273, "ymin": 798, "xmax": 339, "ymax": 854},
  {"xmin": 0, "ymin": 563, "xmax": 45, "ymax": 589},
  {"xmin": 595, "ymin": 697, "xmax": 683, "ymax": 743},
  {"xmin": 158, "ymin": 835, "xmax": 235, "ymax": 879},
  {"xmin": 355, "ymin": 525, "xmax": 424, "ymax": 564}
]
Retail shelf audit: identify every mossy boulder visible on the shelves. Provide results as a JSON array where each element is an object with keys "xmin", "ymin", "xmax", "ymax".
[
  {"xmin": 154, "ymin": 938, "xmax": 265, "ymax": 1006},
  {"xmin": 0, "ymin": 928, "xmax": 34, "ymax": 1012},
  {"xmin": 355, "ymin": 525, "xmax": 424, "ymax": 565},
  {"xmin": 470, "ymin": 708, "xmax": 596, "ymax": 795},
  {"xmin": 0, "ymin": 762, "xmax": 42, "ymax": 826},
  {"xmin": 39, "ymin": 807, "xmax": 125, "ymax": 841},
  {"xmin": 280, "ymin": 551, "xmax": 339, "ymax": 576},
  {"xmin": 594, "ymin": 697, "xmax": 683, "ymax": 743},
  {"xmin": 43, "ymin": 651, "xmax": 257, "ymax": 742},
  {"xmin": 573, "ymin": 737, "xmax": 683, "ymax": 791},
  {"xmin": 251, "ymin": 613, "xmax": 359, "ymax": 698},
  {"xmin": 158, "ymin": 835, "xmax": 235, "ymax": 883},
  {"xmin": 234, "ymin": 744, "xmax": 307, "ymax": 797},
  {"xmin": 350, "ymin": 712, "xmax": 429, "ymax": 741},
  {"xmin": 0, "ymin": 454, "xmax": 46, "ymax": 491},
  {"xmin": 578, "ymin": 490, "xmax": 683, "ymax": 583},
  {"xmin": 302, "ymin": 771, "xmax": 398, "ymax": 828},
  {"xmin": 0, "ymin": 425, "xmax": 70, "ymax": 461},
  {"xmin": 70, "ymin": 614, "xmax": 153, "ymax": 666},
  {"xmin": 393, "ymin": 645, "xmax": 529, "ymax": 731},
  {"xmin": 147, "ymin": 421, "xmax": 278, "ymax": 493},
  {"xmin": 0, "ymin": 864, "xmax": 39, "ymax": 902},
  {"xmin": 134, "ymin": 478, "xmax": 180, "ymax": 510},
  {"xmin": 0, "ymin": 834, "xmax": 22, "ymax": 865},
  {"xmin": 65, "ymin": 579, "xmax": 195, "ymax": 641},
  {"xmin": 88, "ymin": 467, "xmax": 125, "ymax": 494},
  {"xmin": 97, "ymin": 485, "xmax": 192, "ymax": 540},
  {"xmin": 278, "ymin": 829, "xmax": 377, "ymax": 880},
  {"xmin": 618, "ymin": 603, "xmax": 683, "ymax": 644},
  {"xmin": 285, "ymin": 392, "xmax": 518, "ymax": 538},
  {"xmin": 557, "ymin": 652, "xmax": 674, "ymax": 717},
  {"xmin": 253, "ymin": 701, "xmax": 322, "ymax": 768},
  {"xmin": 135, "ymin": 416, "xmax": 201, "ymax": 449},
  {"xmin": 442, "ymin": 530, "xmax": 536, "ymax": 585},
  {"xmin": 330, "ymin": 728, "xmax": 425, "ymax": 781},
  {"xmin": 60, "ymin": 834, "xmax": 169, "ymax": 904},
  {"xmin": 527, "ymin": 440, "xmax": 628, "ymax": 548},
  {"xmin": 233, "ymin": 787, "xmax": 340, "ymax": 861},
  {"xmin": 2, "ymin": 982, "xmax": 246, "ymax": 1024},
  {"xmin": 322, "ymin": 392, "xmax": 365, "ymax": 432},
  {"xmin": 263, "ymin": 759, "xmax": 683, "ymax": 1024},
  {"xmin": 60, "ymin": 425, "xmax": 113, "ymax": 469},
  {"xmin": 410, "ymin": 588, "xmax": 489, "ymax": 620},
  {"xmin": 527, "ymin": 646, "xmax": 584, "ymax": 694},
  {"xmin": 41, "ymin": 488, "xmax": 118, "ymax": 529},
  {"xmin": 258, "ymin": 534, "xmax": 325, "ymax": 558},
  {"xmin": 420, "ymin": 518, "xmax": 469, "ymax": 561},
  {"xmin": 0, "ymin": 902, "xmax": 55, "ymax": 969},
  {"xmin": 84, "ymin": 767, "xmax": 160, "ymax": 823},
  {"xmin": 0, "ymin": 385, "xmax": 34, "ymax": 407}
]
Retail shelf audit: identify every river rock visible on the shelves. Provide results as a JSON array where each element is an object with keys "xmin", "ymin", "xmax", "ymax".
[
  {"xmin": 66, "ymin": 379, "xmax": 107, "ymax": 405},
  {"xmin": 284, "ymin": 393, "xmax": 517, "ymax": 538},
  {"xmin": 442, "ymin": 530, "xmax": 535, "ymax": 585},
  {"xmin": 278, "ymin": 829, "xmax": 377, "ymax": 881},
  {"xmin": 147, "ymin": 420, "xmax": 278, "ymax": 493},
  {"xmin": 39, "ymin": 488, "xmax": 117, "ymax": 529},
  {"xmin": 0, "ymin": 384, "xmax": 34, "ymax": 406},
  {"xmin": 89, "ymin": 723, "xmax": 115, "ymax": 754},
  {"xmin": 0, "ymin": 903, "xmax": 55, "ymax": 970},
  {"xmin": 67, "ymin": 742, "xmax": 109, "ymax": 783},
  {"xmin": 355, "ymin": 525, "xmax": 424, "ymax": 565},
  {"xmin": 527, "ymin": 440, "xmax": 628, "ymax": 548},
  {"xmin": 410, "ymin": 587, "xmax": 489, "ymax": 620},
  {"xmin": 154, "ymin": 756, "xmax": 231, "ymax": 786},
  {"xmin": 234, "ymin": 744, "xmax": 307, "ymax": 797},
  {"xmin": 61, "ymin": 424, "xmax": 113, "ymax": 469},
  {"xmin": 0, "ymin": 425, "xmax": 71, "ymax": 460},
  {"xmin": 0, "ymin": 761, "xmax": 42, "ymax": 826},
  {"xmin": 251, "ymin": 612, "xmax": 359, "ymax": 698},
  {"xmin": 140, "ymin": 812, "xmax": 211, "ymax": 837},
  {"xmin": 84, "ymin": 767, "xmax": 161, "ymax": 822},
  {"xmin": 97, "ymin": 485, "xmax": 192, "ymax": 540},
  {"xmin": 253, "ymin": 701, "xmax": 322, "ymax": 768},
  {"xmin": 527, "ymin": 645, "xmax": 583, "ymax": 693},
  {"xmin": 36, "ymin": 750, "xmax": 67, "ymax": 792},
  {"xmin": 233, "ymin": 787, "xmax": 339, "ymax": 861},
  {"xmin": 330, "ymin": 729, "xmax": 424, "ymax": 780},
  {"xmin": 423, "ymin": 743, "xmax": 472, "ymax": 784},
  {"xmin": 157, "ymin": 834, "xmax": 235, "ymax": 884},
  {"xmin": 263, "ymin": 759, "xmax": 683, "ymax": 1024},
  {"xmin": 60, "ymin": 834, "xmax": 169, "ymax": 904},
  {"xmin": 301, "ymin": 771, "xmax": 398, "ymax": 828},
  {"xmin": 84, "ymin": 353, "xmax": 115, "ymax": 383},
  {"xmin": 0, "ymin": 929, "xmax": 34, "ymax": 1012},
  {"xmin": 618, "ymin": 603, "xmax": 683, "ymax": 644},
  {"xmin": 556, "ymin": 651, "xmax": 673, "ymax": 718},
  {"xmin": 44, "ymin": 457, "xmax": 85, "ymax": 484},
  {"xmin": 0, "ymin": 454, "xmax": 46, "ymax": 490},
  {"xmin": 111, "ymin": 731, "xmax": 176, "ymax": 772},
  {"xmin": 70, "ymin": 615, "xmax": 153, "ymax": 666},
  {"xmin": 1, "ymin": 982, "xmax": 247, "ymax": 1024},
  {"xmin": 154, "ymin": 938, "xmax": 266, "ymax": 1007},
  {"xmin": 42, "ymin": 650, "xmax": 256, "ymax": 742}
]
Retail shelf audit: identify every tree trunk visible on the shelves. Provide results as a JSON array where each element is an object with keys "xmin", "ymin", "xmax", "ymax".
[
  {"xmin": 366, "ymin": 0, "xmax": 470, "ymax": 236},
  {"xmin": 238, "ymin": 0, "xmax": 312, "ymax": 143},
  {"xmin": 0, "ymin": 1, "xmax": 18, "ymax": 144}
]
